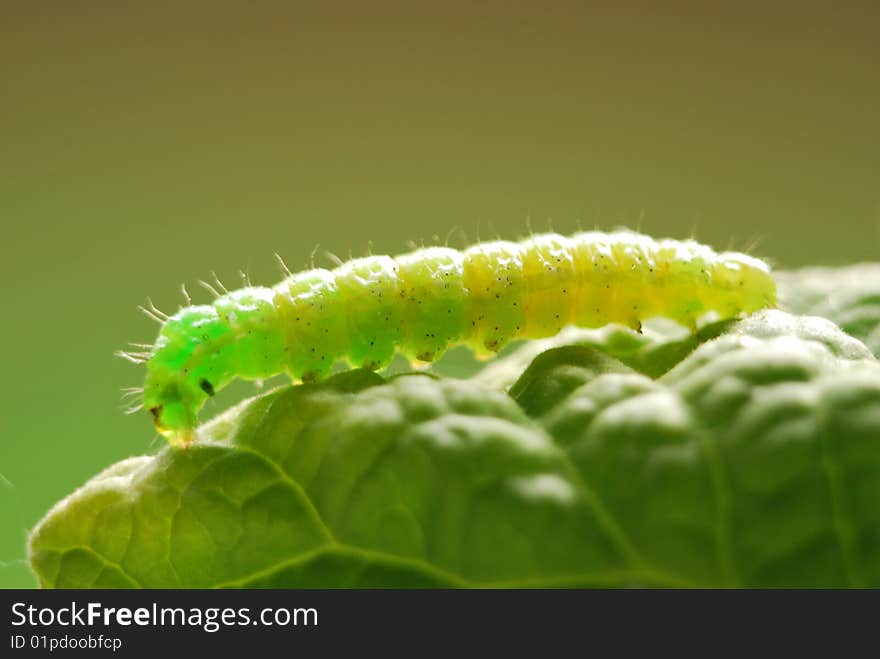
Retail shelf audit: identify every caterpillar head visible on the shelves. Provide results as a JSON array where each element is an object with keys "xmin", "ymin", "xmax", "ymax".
[
  {"xmin": 139, "ymin": 305, "xmax": 231, "ymax": 447},
  {"xmin": 142, "ymin": 372, "xmax": 202, "ymax": 447}
]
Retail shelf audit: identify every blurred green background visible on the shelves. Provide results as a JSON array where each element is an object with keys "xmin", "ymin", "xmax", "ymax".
[{"xmin": 2, "ymin": 1, "xmax": 878, "ymax": 587}]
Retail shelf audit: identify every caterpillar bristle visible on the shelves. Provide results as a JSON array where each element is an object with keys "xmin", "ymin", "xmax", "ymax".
[
  {"xmin": 635, "ymin": 209, "xmax": 645, "ymax": 233},
  {"xmin": 275, "ymin": 253, "xmax": 292, "ymax": 277},
  {"xmin": 147, "ymin": 297, "xmax": 170, "ymax": 320},
  {"xmin": 181, "ymin": 283, "xmax": 192, "ymax": 305},
  {"xmin": 138, "ymin": 306, "xmax": 165, "ymax": 324},
  {"xmin": 211, "ymin": 271, "xmax": 229, "ymax": 294},
  {"xmin": 128, "ymin": 342, "xmax": 153, "ymax": 350},
  {"xmin": 120, "ymin": 386, "xmax": 144, "ymax": 398},
  {"xmin": 308, "ymin": 244, "xmax": 320, "ymax": 270},
  {"xmin": 742, "ymin": 234, "xmax": 766, "ymax": 255},
  {"xmin": 325, "ymin": 251, "xmax": 344, "ymax": 267},
  {"xmin": 239, "ymin": 269, "xmax": 253, "ymax": 287},
  {"xmin": 148, "ymin": 432, "xmax": 163, "ymax": 449},
  {"xmin": 115, "ymin": 350, "xmax": 147, "ymax": 364},
  {"xmin": 198, "ymin": 279, "xmax": 221, "ymax": 299},
  {"xmin": 123, "ymin": 403, "xmax": 144, "ymax": 415},
  {"xmin": 443, "ymin": 226, "xmax": 460, "ymax": 247}
]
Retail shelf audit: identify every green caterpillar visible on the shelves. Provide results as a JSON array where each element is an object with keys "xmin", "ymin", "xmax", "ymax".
[{"xmin": 120, "ymin": 231, "xmax": 776, "ymax": 446}]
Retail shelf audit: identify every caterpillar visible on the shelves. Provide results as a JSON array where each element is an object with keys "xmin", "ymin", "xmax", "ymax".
[{"xmin": 119, "ymin": 230, "xmax": 776, "ymax": 446}]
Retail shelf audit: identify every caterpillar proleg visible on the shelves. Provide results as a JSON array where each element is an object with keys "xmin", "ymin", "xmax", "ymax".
[{"xmin": 123, "ymin": 231, "xmax": 776, "ymax": 446}]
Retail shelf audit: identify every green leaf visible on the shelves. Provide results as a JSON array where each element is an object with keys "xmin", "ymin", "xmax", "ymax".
[
  {"xmin": 537, "ymin": 310, "xmax": 880, "ymax": 586},
  {"xmin": 29, "ymin": 272, "xmax": 880, "ymax": 587},
  {"xmin": 778, "ymin": 263, "xmax": 880, "ymax": 356},
  {"xmin": 31, "ymin": 372, "xmax": 636, "ymax": 587}
]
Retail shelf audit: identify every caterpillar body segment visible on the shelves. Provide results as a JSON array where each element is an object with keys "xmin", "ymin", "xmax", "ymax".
[{"xmin": 136, "ymin": 231, "xmax": 776, "ymax": 446}]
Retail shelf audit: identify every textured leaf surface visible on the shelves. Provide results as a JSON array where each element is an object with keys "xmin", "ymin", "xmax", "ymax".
[
  {"xmin": 778, "ymin": 263, "xmax": 880, "ymax": 356},
  {"xmin": 29, "ymin": 266, "xmax": 880, "ymax": 588}
]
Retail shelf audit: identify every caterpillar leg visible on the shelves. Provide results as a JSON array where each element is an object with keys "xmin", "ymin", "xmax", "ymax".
[
  {"xmin": 471, "ymin": 348, "xmax": 500, "ymax": 362},
  {"xmin": 627, "ymin": 319, "xmax": 644, "ymax": 335},
  {"xmin": 408, "ymin": 358, "xmax": 433, "ymax": 371}
]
